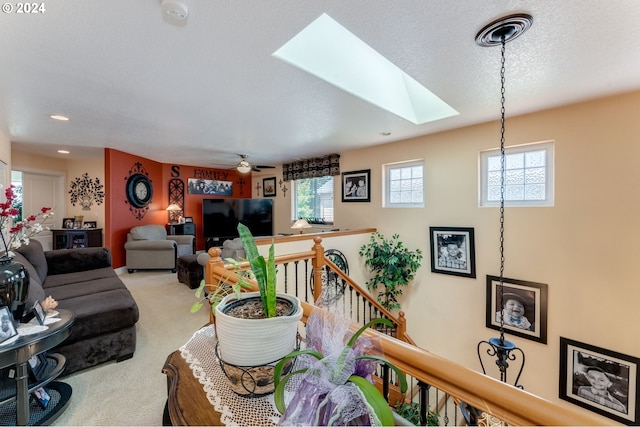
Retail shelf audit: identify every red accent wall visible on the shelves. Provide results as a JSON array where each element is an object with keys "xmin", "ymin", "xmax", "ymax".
[{"xmin": 105, "ymin": 149, "xmax": 251, "ymax": 268}]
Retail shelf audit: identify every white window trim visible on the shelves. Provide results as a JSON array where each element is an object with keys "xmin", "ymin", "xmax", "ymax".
[
  {"xmin": 383, "ymin": 159, "xmax": 425, "ymax": 208},
  {"xmin": 479, "ymin": 140, "xmax": 554, "ymax": 207}
]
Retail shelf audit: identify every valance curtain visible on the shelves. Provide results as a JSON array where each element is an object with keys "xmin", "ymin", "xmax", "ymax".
[{"xmin": 282, "ymin": 154, "xmax": 340, "ymax": 182}]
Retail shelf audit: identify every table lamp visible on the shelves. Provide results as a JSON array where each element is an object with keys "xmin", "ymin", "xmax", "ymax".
[
  {"xmin": 291, "ymin": 219, "xmax": 312, "ymax": 234},
  {"xmin": 166, "ymin": 204, "xmax": 182, "ymax": 224}
]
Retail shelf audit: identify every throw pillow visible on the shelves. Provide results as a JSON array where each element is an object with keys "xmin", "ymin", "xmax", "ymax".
[{"xmin": 15, "ymin": 239, "xmax": 48, "ymax": 283}]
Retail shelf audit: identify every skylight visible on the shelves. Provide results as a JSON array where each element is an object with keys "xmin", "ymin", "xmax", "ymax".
[{"xmin": 273, "ymin": 13, "xmax": 458, "ymax": 125}]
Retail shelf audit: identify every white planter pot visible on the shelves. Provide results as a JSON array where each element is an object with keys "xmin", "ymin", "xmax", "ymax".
[{"xmin": 215, "ymin": 291, "xmax": 303, "ymax": 366}]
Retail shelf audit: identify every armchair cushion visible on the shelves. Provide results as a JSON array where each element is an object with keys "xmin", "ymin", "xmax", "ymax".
[
  {"xmin": 125, "ymin": 224, "xmax": 193, "ymax": 272},
  {"xmin": 129, "ymin": 225, "xmax": 167, "ymax": 241}
]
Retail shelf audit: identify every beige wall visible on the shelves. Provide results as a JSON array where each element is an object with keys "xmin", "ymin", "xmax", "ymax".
[
  {"xmin": 65, "ymin": 158, "xmax": 106, "ymax": 228},
  {"xmin": 12, "ymin": 149, "xmax": 106, "ymax": 229},
  {"xmin": 327, "ymin": 90, "xmax": 639, "ymax": 412}
]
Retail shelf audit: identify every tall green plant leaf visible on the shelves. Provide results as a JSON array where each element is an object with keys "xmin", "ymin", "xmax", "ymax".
[{"xmin": 266, "ymin": 243, "xmax": 277, "ymax": 317}]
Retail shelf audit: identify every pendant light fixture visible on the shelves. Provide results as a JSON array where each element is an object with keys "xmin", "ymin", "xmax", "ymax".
[{"xmin": 475, "ymin": 13, "xmax": 533, "ymax": 388}]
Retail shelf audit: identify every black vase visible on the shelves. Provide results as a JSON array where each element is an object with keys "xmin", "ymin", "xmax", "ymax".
[{"xmin": 0, "ymin": 255, "xmax": 30, "ymax": 321}]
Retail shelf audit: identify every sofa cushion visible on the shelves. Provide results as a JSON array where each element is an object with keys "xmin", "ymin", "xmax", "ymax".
[
  {"xmin": 53, "ymin": 288, "xmax": 139, "ymax": 344},
  {"xmin": 130, "ymin": 225, "xmax": 167, "ymax": 241},
  {"xmin": 43, "ymin": 267, "xmax": 118, "ymax": 289},
  {"xmin": 15, "ymin": 239, "xmax": 47, "ymax": 283},
  {"xmin": 11, "ymin": 252, "xmax": 45, "ymax": 308},
  {"xmin": 45, "ymin": 248, "xmax": 112, "ymax": 276}
]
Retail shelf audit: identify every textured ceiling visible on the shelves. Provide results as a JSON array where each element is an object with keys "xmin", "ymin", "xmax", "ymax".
[{"xmin": 2, "ymin": 1, "xmax": 640, "ymax": 168}]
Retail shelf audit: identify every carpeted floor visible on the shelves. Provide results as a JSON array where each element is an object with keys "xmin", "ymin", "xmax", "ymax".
[{"xmin": 51, "ymin": 270, "xmax": 210, "ymax": 426}]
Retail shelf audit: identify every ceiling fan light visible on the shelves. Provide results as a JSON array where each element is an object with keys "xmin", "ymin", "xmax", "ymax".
[{"xmin": 237, "ymin": 161, "xmax": 251, "ymax": 173}]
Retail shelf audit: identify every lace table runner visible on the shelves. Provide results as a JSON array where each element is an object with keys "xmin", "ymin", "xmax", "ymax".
[{"xmin": 180, "ymin": 325, "xmax": 282, "ymax": 426}]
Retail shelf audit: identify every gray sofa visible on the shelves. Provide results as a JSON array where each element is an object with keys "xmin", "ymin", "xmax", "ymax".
[
  {"xmin": 124, "ymin": 224, "xmax": 194, "ymax": 273},
  {"xmin": 14, "ymin": 240, "xmax": 139, "ymax": 375}
]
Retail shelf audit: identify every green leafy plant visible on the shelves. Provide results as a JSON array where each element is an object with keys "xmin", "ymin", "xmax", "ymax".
[
  {"xmin": 190, "ymin": 258, "xmax": 251, "ymax": 315},
  {"xmin": 359, "ymin": 232, "xmax": 423, "ymax": 311},
  {"xmin": 394, "ymin": 401, "xmax": 440, "ymax": 426},
  {"xmin": 274, "ymin": 318, "xmax": 408, "ymax": 426},
  {"xmin": 190, "ymin": 223, "xmax": 278, "ymax": 318}
]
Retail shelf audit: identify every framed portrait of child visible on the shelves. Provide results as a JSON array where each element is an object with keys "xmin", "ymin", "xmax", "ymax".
[{"xmin": 485, "ymin": 275, "xmax": 548, "ymax": 344}]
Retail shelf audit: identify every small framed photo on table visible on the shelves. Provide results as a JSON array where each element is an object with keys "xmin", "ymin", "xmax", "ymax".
[
  {"xmin": 0, "ymin": 306, "xmax": 17, "ymax": 344},
  {"xmin": 62, "ymin": 218, "xmax": 74, "ymax": 229},
  {"xmin": 32, "ymin": 386, "xmax": 51, "ymax": 409},
  {"xmin": 33, "ymin": 301, "xmax": 46, "ymax": 325},
  {"xmin": 28, "ymin": 354, "xmax": 49, "ymax": 381},
  {"xmin": 183, "ymin": 216, "xmax": 193, "ymax": 223},
  {"xmin": 83, "ymin": 221, "xmax": 97, "ymax": 229}
]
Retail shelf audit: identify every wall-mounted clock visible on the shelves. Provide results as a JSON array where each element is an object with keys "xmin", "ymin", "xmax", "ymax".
[{"xmin": 126, "ymin": 173, "xmax": 153, "ymax": 208}]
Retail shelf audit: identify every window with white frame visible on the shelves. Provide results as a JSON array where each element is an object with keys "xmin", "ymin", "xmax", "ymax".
[
  {"xmin": 383, "ymin": 160, "xmax": 424, "ymax": 208},
  {"xmin": 480, "ymin": 141, "xmax": 554, "ymax": 207},
  {"xmin": 291, "ymin": 176, "xmax": 334, "ymax": 223}
]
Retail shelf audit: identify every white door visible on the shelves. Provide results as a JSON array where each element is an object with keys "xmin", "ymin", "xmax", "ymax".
[{"xmin": 21, "ymin": 171, "xmax": 65, "ymax": 251}]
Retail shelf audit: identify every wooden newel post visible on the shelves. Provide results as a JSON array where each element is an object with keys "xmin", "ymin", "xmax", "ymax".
[
  {"xmin": 205, "ymin": 247, "xmax": 224, "ymax": 323},
  {"xmin": 397, "ymin": 311, "xmax": 407, "ymax": 342},
  {"xmin": 312, "ymin": 236, "xmax": 325, "ymax": 303}
]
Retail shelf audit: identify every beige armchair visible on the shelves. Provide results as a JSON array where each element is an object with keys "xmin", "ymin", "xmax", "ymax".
[{"xmin": 125, "ymin": 225, "xmax": 194, "ymax": 273}]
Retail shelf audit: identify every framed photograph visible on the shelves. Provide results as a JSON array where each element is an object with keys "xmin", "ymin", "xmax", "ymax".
[
  {"xmin": 485, "ymin": 275, "xmax": 548, "ymax": 344},
  {"xmin": 183, "ymin": 216, "xmax": 193, "ymax": 223},
  {"xmin": 32, "ymin": 386, "xmax": 51, "ymax": 409},
  {"xmin": 72, "ymin": 220, "xmax": 82, "ymax": 230},
  {"xmin": 0, "ymin": 306, "xmax": 17, "ymax": 344},
  {"xmin": 187, "ymin": 178, "xmax": 233, "ymax": 195},
  {"xmin": 429, "ymin": 227, "xmax": 476, "ymax": 278},
  {"xmin": 33, "ymin": 301, "xmax": 46, "ymax": 325},
  {"xmin": 560, "ymin": 337, "xmax": 639, "ymax": 424},
  {"xmin": 263, "ymin": 177, "xmax": 277, "ymax": 197},
  {"xmin": 342, "ymin": 169, "xmax": 370, "ymax": 202},
  {"xmin": 62, "ymin": 218, "xmax": 75, "ymax": 229},
  {"xmin": 83, "ymin": 221, "xmax": 97, "ymax": 229},
  {"xmin": 28, "ymin": 353, "xmax": 49, "ymax": 381}
]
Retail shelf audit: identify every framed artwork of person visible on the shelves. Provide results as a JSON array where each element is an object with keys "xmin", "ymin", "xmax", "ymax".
[
  {"xmin": 342, "ymin": 169, "xmax": 370, "ymax": 202},
  {"xmin": 429, "ymin": 226, "xmax": 476, "ymax": 278},
  {"xmin": 485, "ymin": 275, "xmax": 548, "ymax": 344},
  {"xmin": 560, "ymin": 337, "xmax": 639, "ymax": 425}
]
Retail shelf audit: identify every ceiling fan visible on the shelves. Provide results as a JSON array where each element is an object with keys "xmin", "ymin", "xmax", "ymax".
[{"xmin": 234, "ymin": 154, "xmax": 275, "ymax": 173}]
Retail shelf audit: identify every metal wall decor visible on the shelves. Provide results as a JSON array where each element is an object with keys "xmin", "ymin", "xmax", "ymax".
[
  {"xmin": 168, "ymin": 178, "xmax": 184, "ymax": 223},
  {"xmin": 68, "ymin": 172, "xmax": 105, "ymax": 210}
]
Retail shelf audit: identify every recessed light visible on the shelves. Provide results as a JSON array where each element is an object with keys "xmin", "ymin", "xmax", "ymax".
[
  {"xmin": 50, "ymin": 115, "xmax": 69, "ymax": 121},
  {"xmin": 380, "ymin": 131, "xmax": 391, "ymax": 136},
  {"xmin": 57, "ymin": 150, "xmax": 70, "ymax": 154}
]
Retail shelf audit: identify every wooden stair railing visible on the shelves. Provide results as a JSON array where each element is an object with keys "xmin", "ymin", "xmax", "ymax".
[
  {"xmin": 202, "ymin": 238, "xmax": 410, "ymax": 342},
  {"xmin": 200, "ymin": 241, "xmax": 609, "ymax": 426}
]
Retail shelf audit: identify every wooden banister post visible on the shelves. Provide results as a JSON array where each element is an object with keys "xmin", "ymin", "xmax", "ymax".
[
  {"xmin": 312, "ymin": 237, "xmax": 324, "ymax": 303},
  {"xmin": 397, "ymin": 311, "xmax": 407, "ymax": 342},
  {"xmin": 205, "ymin": 247, "xmax": 224, "ymax": 323}
]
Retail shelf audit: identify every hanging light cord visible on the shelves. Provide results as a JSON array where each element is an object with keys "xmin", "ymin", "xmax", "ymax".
[{"xmin": 498, "ymin": 36, "xmax": 507, "ymax": 345}]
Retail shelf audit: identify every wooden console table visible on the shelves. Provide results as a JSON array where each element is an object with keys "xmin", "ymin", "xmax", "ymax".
[
  {"xmin": 162, "ymin": 350, "xmax": 223, "ymax": 426},
  {"xmin": 52, "ymin": 229, "xmax": 102, "ymax": 250}
]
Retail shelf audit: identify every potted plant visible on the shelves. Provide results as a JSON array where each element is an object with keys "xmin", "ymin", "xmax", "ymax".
[
  {"xmin": 359, "ymin": 232, "xmax": 423, "ymax": 311},
  {"xmin": 192, "ymin": 223, "xmax": 303, "ymax": 397},
  {"xmin": 273, "ymin": 313, "xmax": 408, "ymax": 426}
]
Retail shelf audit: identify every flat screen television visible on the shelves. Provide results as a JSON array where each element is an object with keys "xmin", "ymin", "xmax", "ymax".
[{"xmin": 202, "ymin": 198, "xmax": 273, "ymax": 244}]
